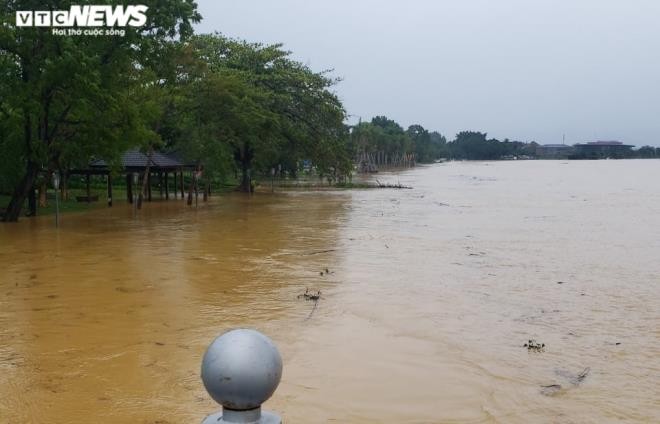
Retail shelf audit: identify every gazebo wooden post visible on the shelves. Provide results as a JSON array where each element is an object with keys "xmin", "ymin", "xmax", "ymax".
[
  {"xmin": 85, "ymin": 174, "xmax": 91, "ymax": 203},
  {"xmin": 147, "ymin": 173, "xmax": 152, "ymax": 202},
  {"xmin": 173, "ymin": 172, "xmax": 177, "ymax": 198},
  {"xmin": 180, "ymin": 169, "xmax": 184, "ymax": 198},
  {"xmin": 107, "ymin": 174, "xmax": 113, "ymax": 207},
  {"xmin": 165, "ymin": 172, "xmax": 169, "ymax": 200},
  {"xmin": 159, "ymin": 171, "xmax": 164, "ymax": 198},
  {"xmin": 126, "ymin": 173, "xmax": 133, "ymax": 204}
]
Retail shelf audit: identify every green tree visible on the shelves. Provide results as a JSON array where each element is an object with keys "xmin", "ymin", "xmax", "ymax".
[
  {"xmin": 408, "ymin": 124, "xmax": 447, "ymax": 163},
  {"xmin": 429, "ymin": 131, "xmax": 449, "ymax": 159},
  {"xmin": 179, "ymin": 34, "xmax": 349, "ymax": 191},
  {"xmin": 407, "ymin": 124, "xmax": 430, "ymax": 162}
]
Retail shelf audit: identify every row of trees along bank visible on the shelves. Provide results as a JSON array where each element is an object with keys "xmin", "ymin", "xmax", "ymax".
[{"xmin": 0, "ymin": 0, "xmax": 353, "ymax": 221}]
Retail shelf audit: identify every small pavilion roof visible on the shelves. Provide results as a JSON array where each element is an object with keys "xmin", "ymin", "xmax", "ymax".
[{"xmin": 90, "ymin": 149, "xmax": 189, "ymax": 170}]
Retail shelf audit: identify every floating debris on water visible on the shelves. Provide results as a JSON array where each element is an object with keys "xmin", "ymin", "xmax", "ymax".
[
  {"xmin": 302, "ymin": 249, "xmax": 336, "ymax": 256},
  {"xmin": 375, "ymin": 179, "xmax": 413, "ymax": 189},
  {"xmin": 298, "ymin": 288, "xmax": 322, "ymax": 321},
  {"xmin": 298, "ymin": 288, "xmax": 321, "ymax": 301},
  {"xmin": 541, "ymin": 367, "xmax": 591, "ymax": 396},
  {"xmin": 540, "ymin": 384, "xmax": 563, "ymax": 396},
  {"xmin": 524, "ymin": 339, "xmax": 545, "ymax": 351},
  {"xmin": 571, "ymin": 367, "xmax": 590, "ymax": 385}
]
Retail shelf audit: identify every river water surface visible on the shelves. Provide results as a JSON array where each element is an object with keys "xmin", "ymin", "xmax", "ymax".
[{"xmin": 1, "ymin": 160, "xmax": 659, "ymax": 423}]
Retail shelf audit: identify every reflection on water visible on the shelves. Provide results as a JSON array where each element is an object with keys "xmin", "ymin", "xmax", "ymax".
[{"xmin": 1, "ymin": 160, "xmax": 659, "ymax": 423}]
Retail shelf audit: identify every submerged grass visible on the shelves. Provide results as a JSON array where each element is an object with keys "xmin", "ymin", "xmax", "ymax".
[{"xmin": 271, "ymin": 181, "xmax": 412, "ymax": 190}]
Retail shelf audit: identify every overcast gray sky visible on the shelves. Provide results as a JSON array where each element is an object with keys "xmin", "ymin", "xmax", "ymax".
[{"xmin": 194, "ymin": 0, "xmax": 660, "ymax": 146}]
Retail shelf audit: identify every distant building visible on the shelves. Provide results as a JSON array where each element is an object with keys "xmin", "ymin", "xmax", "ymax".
[
  {"xmin": 536, "ymin": 144, "xmax": 574, "ymax": 159},
  {"xmin": 571, "ymin": 141, "xmax": 634, "ymax": 159}
]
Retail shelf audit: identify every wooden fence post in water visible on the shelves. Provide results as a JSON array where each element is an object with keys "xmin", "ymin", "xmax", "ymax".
[{"xmin": 201, "ymin": 329, "xmax": 283, "ymax": 424}]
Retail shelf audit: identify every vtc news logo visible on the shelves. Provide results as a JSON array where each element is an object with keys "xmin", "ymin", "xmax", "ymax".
[{"xmin": 16, "ymin": 5, "xmax": 148, "ymax": 27}]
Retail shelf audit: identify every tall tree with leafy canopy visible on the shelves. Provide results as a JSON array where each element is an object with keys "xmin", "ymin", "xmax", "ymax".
[
  {"xmin": 0, "ymin": 0, "xmax": 201, "ymax": 221},
  {"xmin": 407, "ymin": 124, "xmax": 432, "ymax": 163},
  {"xmin": 182, "ymin": 34, "xmax": 349, "ymax": 191}
]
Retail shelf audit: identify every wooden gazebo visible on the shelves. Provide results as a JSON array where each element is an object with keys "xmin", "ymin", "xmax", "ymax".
[{"xmin": 69, "ymin": 149, "xmax": 197, "ymax": 206}]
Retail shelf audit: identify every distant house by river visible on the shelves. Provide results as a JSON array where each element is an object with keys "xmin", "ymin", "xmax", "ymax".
[
  {"xmin": 536, "ymin": 144, "xmax": 574, "ymax": 159},
  {"xmin": 571, "ymin": 141, "xmax": 635, "ymax": 159},
  {"xmin": 536, "ymin": 141, "xmax": 636, "ymax": 160}
]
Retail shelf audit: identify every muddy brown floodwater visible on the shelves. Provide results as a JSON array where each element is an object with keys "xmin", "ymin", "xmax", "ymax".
[{"xmin": 1, "ymin": 160, "xmax": 659, "ymax": 423}]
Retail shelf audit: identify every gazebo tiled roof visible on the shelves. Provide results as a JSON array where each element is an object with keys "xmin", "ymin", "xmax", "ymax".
[{"xmin": 90, "ymin": 149, "xmax": 185, "ymax": 169}]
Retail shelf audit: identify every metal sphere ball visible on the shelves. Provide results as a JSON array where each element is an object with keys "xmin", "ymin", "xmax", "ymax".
[{"xmin": 201, "ymin": 329, "xmax": 283, "ymax": 410}]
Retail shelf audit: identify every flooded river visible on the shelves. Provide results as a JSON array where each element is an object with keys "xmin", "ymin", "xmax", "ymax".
[{"xmin": 1, "ymin": 160, "xmax": 659, "ymax": 423}]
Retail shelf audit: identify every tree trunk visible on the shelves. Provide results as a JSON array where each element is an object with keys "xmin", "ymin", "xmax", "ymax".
[
  {"xmin": 3, "ymin": 160, "xmax": 39, "ymax": 222},
  {"xmin": 62, "ymin": 171, "xmax": 69, "ymax": 201},
  {"xmin": 28, "ymin": 188, "xmax": 36, "ymax": 216},
  {"xmin": 240, "ymin": 158, "xmax": 251, "ymax": 193},
  {"xmin": 138, "ymin": 150, "xmax": 153, "ymax": 209},
  {"xmin": 39, "ymin": 180, "xmax": 47, "ymax": 207}
]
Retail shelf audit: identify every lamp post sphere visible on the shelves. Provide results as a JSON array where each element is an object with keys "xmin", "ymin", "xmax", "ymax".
[{"xmin": 201, "ymin": 329, "xmax": 282, "ymax": 411}]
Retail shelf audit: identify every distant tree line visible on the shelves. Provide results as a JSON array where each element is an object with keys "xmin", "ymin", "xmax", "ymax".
[
  {"xmin": 351, "ymin": 117, "xmax": 537, "ymax": 163},
  {"xmin": 353, "ymin": 116, "xmax": 660, "ymax": 162},
  {"xmin": 634, "ymin": 146, "xmax": 660, "ymax": 158}
]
